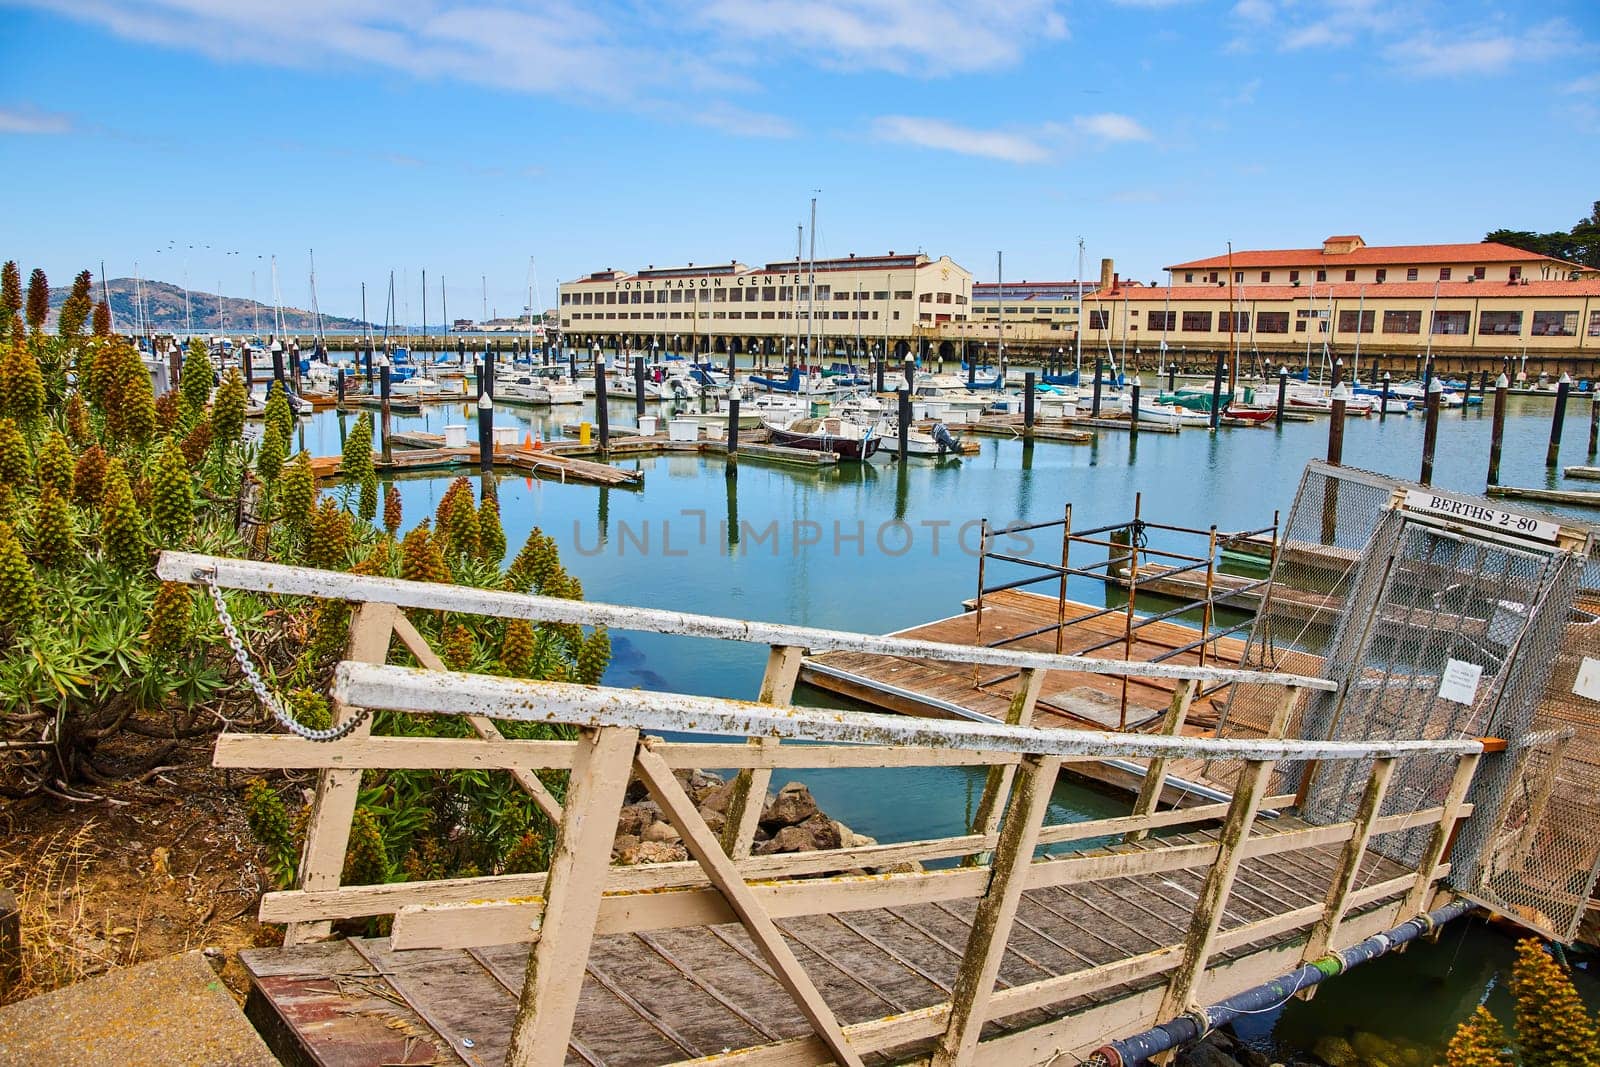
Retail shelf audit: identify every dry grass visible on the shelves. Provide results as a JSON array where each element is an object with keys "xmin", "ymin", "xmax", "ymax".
[{"xmin": 0, "ymin": 820, "xmax": 152, "ymax": 1004}]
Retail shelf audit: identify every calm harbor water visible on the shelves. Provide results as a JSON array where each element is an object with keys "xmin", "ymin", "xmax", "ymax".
[{"xmin": 296, "ymin": 388, "xmax": 1600, "ymax": 1057}]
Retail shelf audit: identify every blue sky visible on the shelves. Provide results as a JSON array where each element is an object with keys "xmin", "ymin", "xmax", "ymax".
[{"xmin": 1, "ymin": 0, "xmax": 1597, "ymax": 321}]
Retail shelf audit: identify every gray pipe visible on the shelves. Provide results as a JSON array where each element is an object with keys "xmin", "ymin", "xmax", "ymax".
[{"xmin": 1086, "ymin": 898, "xmax": 1475, "ymax": 1066}]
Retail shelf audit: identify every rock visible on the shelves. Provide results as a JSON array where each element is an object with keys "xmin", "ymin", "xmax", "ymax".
[
  {"xmin": 761, "ymin": 782, "xmax": 819, "ymax": 829},
  {"xmin": 612, "ymin": 833, "xmax": 640, "ymax": 859},
  {"xmin": 1350, "ymin": 1031, "xmax": 1405, "ymax": 1067},
  {"xmin": 753, "ymin": 813, "xmax": 842, "ymax": 854},
  {"xmin": 700, "ymin": 808, "xmax": 727, "ymax": 835},
  {"xmin": 1175, "ymin": 1036, "xmax": 1241, "ymax": 1067},
  {"xmin": 1311, "ymin": 1035, "xmax": 1360, "ymax": 1067},
  {"xmin": 643, "ymin": 820, "xmax": 682, "ymax": 844},
  {"xmin": 798, "ymin": 813, "xmax": 841, "ymax": 850},
  {"xmin": 698, "ymin": 782, "xmax": 736, "ymax": 815},
  {"xmin": 621, "ymin": 841, "xmax": 688, "ymax": 865},
  {"xmin": 616, "ymin": 801, "xmax": 660, "ymax": 838},
  {"xmin": 1237, "ymin": 1047, "xmax": 1271, "ymax": 1067}
]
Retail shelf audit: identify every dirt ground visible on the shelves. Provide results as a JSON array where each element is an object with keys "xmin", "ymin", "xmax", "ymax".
[{"xmin": 0, "ymin": 730, "xmax": 280, "ymax": 1008}]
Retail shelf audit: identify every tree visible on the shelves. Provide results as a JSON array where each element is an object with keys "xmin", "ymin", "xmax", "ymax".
[
  {"xmin": 1486, "ymin": 198, "xmax": 1600, "ymax": 269},
  {"xmin": 24, "ymin": 268, "xmax": 47, "ymax": 331},
  {"xmin": 92, "ymin": 300, "xmax": 111, "ymax": 337},
  {"xmin": 57, "ymin": 269, "xmax": 93, "ymax": 337}
]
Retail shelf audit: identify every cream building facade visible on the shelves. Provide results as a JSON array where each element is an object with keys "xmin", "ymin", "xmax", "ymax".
[{"xmin": 558, "ymin": 252, "xmax": 972, "ymax": 357}]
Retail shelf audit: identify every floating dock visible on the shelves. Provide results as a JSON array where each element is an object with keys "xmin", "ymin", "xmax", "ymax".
[{"xmin": 1485, "ymin": 484, "xmax": 1600, "ymax": 508}]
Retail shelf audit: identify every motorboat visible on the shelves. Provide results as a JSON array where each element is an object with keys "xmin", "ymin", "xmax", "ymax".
[{"xmin": 764, "ymin": 414, "xmax": 880, "ymax": 459}]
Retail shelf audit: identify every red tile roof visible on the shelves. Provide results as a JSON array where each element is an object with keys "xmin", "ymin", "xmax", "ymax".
[
  {"xmin": 1166, "ymin": 241, "xmax": 1575, "ymax": 271},
  {"xmin": 1101, "ymin": 279, "xmax": 1600, "ymax": 302}
]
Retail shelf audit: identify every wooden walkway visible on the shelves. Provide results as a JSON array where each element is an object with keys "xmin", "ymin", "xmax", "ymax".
[
  {"xmin": 242, "ymin": 821, "xmax": 1414, "ymax": 1067},
  {"xmin": 801, "ymin": 589, "xmax": 1252, "ymax": 734}
]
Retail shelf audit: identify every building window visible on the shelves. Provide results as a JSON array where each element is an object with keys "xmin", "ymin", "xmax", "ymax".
[
  {"xmin": 1383, "ymin": 310, "xmax": 1422, "ymax": 334},
  {"xmin": 1218, "ymin": 311, "xmax": 1249, "ymax": 332},
  {"xmin": 1510, "ymin": 266, "xmax": 1523, "ymax": 282},
  {"xmin": 1590, "ymin": 310, "xmax": 1600, "ymax": 337},
  {"xmin": 1088, "ymin": 310, "xmax": 1110, "ymax": 329},
  {"xmin": 1375, "ymin": 269, "xmax": 1387, "ymax": 283},
  {"xmin": 1316, "ymin": 270, "xmax": 1327, "ymax": 282},
  {"xmin": 1208, "ymin": 272, "xmax": 1220, "ymax": 283},
  {"xmin": 1432, "ymin": 310, "xmax": 1471, "ymax": 335},
  {"xmin": 631, "ymin": 291, "xmax": 642, "ymax": 303},
  {"xmin": 1257, "ymin": 311, "xmax": 1290, "ymax": 334},
  {"xmin": 761, "ymin": 311, "xmax": 776, "ymax": 319},
  {"xmin": 1295, "ymin": 321, "xmax": 1307, "ymax": 333},
  {"xmin": 1184, "ymin": 272, "xmax": 1194, "ymax": 283},
  {"xmin": 1406, "ymin": 268, "xmax": 1418, "ymax": 281},
  {"xmin": 1439, "ymin": 267, "xmax": 1452, "ymax": 281},
  {"xmin": 1473, "ymin": 266, "xmax": 1486, "ymax": 280},
  {"xmin": 832, "ymin": 311, "xmax": 847, "ymax": 320},
  {"xmin": 919, "ymin": 293, "xmax": 932, "ymax": 303},
  {"xmin": 1337, "ymin": 310, "xmax": 1375, "ymax": 333},
  {"xmin": 713, "ymin": 289, "xmax": 726, "ymax": 302},
  {"xmin": 873, "ymin": 291, "xmax": 888, "ymax": 300},
  {"xmin": 1182, "ymin": 311, "xmax": 1212, "ymax": 332},
  {"xmin": 730, "ymin": 289, "xmax": 743, "ymax": 302},
  {"xmin": 581, "ymin": 292, "xmax": 593, "ymax": 305},
  {"xmin": 894, "ymin": 290, "xmax": 912, "ymax": 300},
  {"xmin": 1345, "ymin": 269, "xmax": 1356, "ymax": 282},
  {"xmin": 762, "ymin": 286, "xmax": 776, "ymax": 301},
  {"xmin": 1532, "ymin": 311, "xmax": 1577, "ymax": 336},
  {"xmin": 1260, "ymin": 271, "xmax": 1271, "ymax": 283},
  {"xmin": 1234, "ymin": 271, "xmax": 1244, "ymax": 284},
  {"xmin": 643, "ymin": 291, "xmax": 654, "ymax": 304},
  {"xmin": 560, "ymin": 293, "xmax": 570, "ymax": 305},
  {"xmin": 955, "ymin": 294, "xmax": 967, "ymax": 305},
  {"xmin": 1479, "ymin": 310, "xmax": 1522, "ymax": 336},
  {"xmin": 1289, "ymin": 270, "xmax": 1300, "ymax": 283},
  {"xmin": 1147, "ymin": 311, "xmax": 1176, "ymax": 331},
  {"xmin": 936, "ymin": 292, "xmax": 952, "ymax": 304}
]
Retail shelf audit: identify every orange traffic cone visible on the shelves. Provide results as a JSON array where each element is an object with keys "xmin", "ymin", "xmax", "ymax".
[{"xmin": 523, "ymin": 432, "xmax": 534, "ymax": 450}]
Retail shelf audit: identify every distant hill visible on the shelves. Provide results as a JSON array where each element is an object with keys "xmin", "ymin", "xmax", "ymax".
[{"xmin": 46, "ymin": 278, "xmax": 371, "ymax": 334}]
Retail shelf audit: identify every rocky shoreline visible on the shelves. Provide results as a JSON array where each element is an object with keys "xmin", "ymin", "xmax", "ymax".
[
  {"xmin": 1172, "ymin": 1028, "xmax": 1440, "ymax": 1067},
  {"xmin": 611, "ymin": 770, "xmax": 893, "ymax": 869}
]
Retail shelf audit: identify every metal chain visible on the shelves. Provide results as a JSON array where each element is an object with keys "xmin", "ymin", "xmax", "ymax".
[{"xmin": 199, "ymin": 568, "xmax": 368, "ymax": 742}]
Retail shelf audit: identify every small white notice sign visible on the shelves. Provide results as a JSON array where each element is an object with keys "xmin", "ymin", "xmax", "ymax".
[
  {"xmin": 1439, "ymin": 659, "xmax": 1483, "ymax": 705},
  {"xmin": 1574, "ymin": 657, "xmax": 1600, "ymax": 703}
]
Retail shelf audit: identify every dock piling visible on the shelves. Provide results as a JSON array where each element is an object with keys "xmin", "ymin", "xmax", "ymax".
[
  {"xmin": 726, "ymin": 397, "xmax": 741, "ymax": 461},
  {"xmin": 379, "ymin": 365, "xmax": 392, "ymax": 466},
  {"xmin": 1488, "ymin": 373, "xmax": 1508, "ymax": 485},
  {"xmin": 634, "ymin": 354, "xmax": 645, "ymax": 418},
  {"xmin": 242, "ymin": 344, "xmax": 254, "ymax": 388},
  {"xmin": 875, "ymin": 357, "xmax": 885, "ymax": 393},
  {"xmin": 897, "ymin": 388, "xmax": 910, "ymax": 461},
  {"xmin": 1420, "ymin": 377, "xmax": 1442, "ymax": 485},
  {"xmin": 1547, "ymin": 373, "xmax": 1572, "ymax": 467},
  {"xmin": 1378, "ymin": 371, "xmax": 1390, "ymax": 422},
  {"xmin": 270, "ymin": 339, "xmax": 285, "ymax": 391},
  {"xmin": 478, "ymin": 395, "xmax": 494, "ymax": 473},
  {"xmin": 1130, "ymin": 377, "xmax": 1141, "ymax": 435},
  {"xmin": 595, "ymin": 352, "xmax": 610, "ymax": 453},
  {"xmin": 1589, "ymin": 388, "xmax": 1599, "ymax": 457},
  {"xmin": 1208, "ymin": 353, "xmax": 1224, "ymax": 431},
  {"xmin": 1023, "ymin": 372, "xmax": 1036, "ymax": 441},
  {"xmin": 1167, "ymin": 363, "xmax": 1177, "ymax": 393},
  {"xmin": 1327, "ymin": 383, "xmax": 1347, "ymax": 464},
  {"xmin": 1092, "ymin": 357, "xmax": 1104, "ymax": 417},
  {"xmin": 335, "ymin": 368, "xmax": 345, "ymax": 411},
  {"xmin": 1276, "ymin": 366, "xmax": 1287, "ymax": 428}
]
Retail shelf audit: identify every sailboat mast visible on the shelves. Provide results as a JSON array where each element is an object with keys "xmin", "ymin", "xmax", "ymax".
[
  {"xmin": 1353, "ymin": 285, "xmax": 1365, "ymax": 380},
  {"xmin": 1075, "ymin": 238, "xmax": 1085, "ymax": 375},
  {"xmin": 1161, "ymin": 269, "xmax": 1171, "ymax": 374},
  {"xmin": 1226, "ymin": 241, "xmax": 1237, "ymax": 395},
  {"xmin": 1303, "ymin": 283, "xmax": 1314, "ymax": 376},
  {"xmin": 1424, "ymin": 280, "xmax": 1440, "ymax": 366},
  {"xmin": 309, "ymin": 248, "xmax": 324, "ymax": 346},
  {"xmin": 441, "ymin": 274, "xmax": 448, "ymax": 353},
  {"xmin": 793, "ymin": 224, "xmax": 802, "ymax": 367},
  {"xmin": 361, "ymin": 282, "xmax": 369, "ymax": 351},
  {"xmin": 99, "ymin": 261, "xmax": 113, "ymax": 334},
  {"xmin": 807, "ymin": 196, "xmax": 817, "ymax": 367},
  {"xmin": 996, "ymin": 250, "xmax": 1003, "ymax": 376}
]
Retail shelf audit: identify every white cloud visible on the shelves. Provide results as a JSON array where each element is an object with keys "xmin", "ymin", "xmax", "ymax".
[
  {"xmin": 871, "ymin": 111, "xmax": 1154, "ymax": 162},
  {"xmin": 0, "ymin": 106, "xmax": 72, "ymax": 134},
  {"xmin": 1386, "ymin": 19, "xmax": 1578, "ymax": 76},
  {"xmin": 23, "ymin": 0, "xmax": 791, "ymax": 137},
  {"xmin": 1074, "ymin": 113, "xmax": 1152, "ymax": 142},
  {"xmin": 696, "ymin": 0, "xmax": 1067, "ymax": 74},
  {"xmin": 1563, "ymin": 73, "xmax": 1600, "ymax": 95},
  {"xmin": 870, "ymin": 116, "xmax": 1050, "ymax": 163}
]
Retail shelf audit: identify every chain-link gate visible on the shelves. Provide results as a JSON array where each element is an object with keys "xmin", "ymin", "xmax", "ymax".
[{"xmin": 1215, "ymin": 461, "xmax": 1600, "ymax": 942}]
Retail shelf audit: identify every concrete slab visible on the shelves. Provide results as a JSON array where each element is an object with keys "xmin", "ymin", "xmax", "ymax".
[{"xmin": 0, "ymin": 950, "xmax": 277, "ymax": 1067}]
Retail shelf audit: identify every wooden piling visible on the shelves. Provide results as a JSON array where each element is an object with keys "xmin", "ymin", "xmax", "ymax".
[
  {"xmin": 634, "ymin": 354, "xmax": 646, "ymax": 418},
  {"xmin": 904, "ymin": 355, "xmax": 916, "ymax": 391},
  {"xmin": 1420, "ymin": 381, "xmax": 1441, "ymax": 485},
  {"xmin": 1130, "ymin": 378, "xmax": 1141, "ymax": 435},
  {"xmin": 897, "ymin": 388, "xmax": 911, "ymax": 461},
  {"xmin": 1488, "ymin": 374, "xmax": 1508, "ymax": 485},
  {"xmin": 726, "ymin": 397, "xmax": 741, "ymax": 463},
  {"xmin": 1589, "ymin": 388, "xmax": 1599, "ymax": 457},
  {"xmin": 479, "ymin": 395, "xmax": 494, "ymax": 473},
  {"xmin": 335, "ymin": 368, "xmax": 345, "ymax": 411},
  {"xmin": 1328, "ymin": 388, "xmax": 1346, "ymax": 465},
  {"xmin": 1092, "ymin": 357, "xmax": 1104, "ymax": 417},
  {"xmin": 1208, "ymin": 352, "xmax": 1224, "ymax": 431},
  {"xmin": 1276, "ymin": 366, "xmax": 1287, "ymax": 428},
  {"xmin": 241, "ymin": 344, "xmax": 254, "ymax": 388},
  {"xmin": 379, "ymin": 365, "xmax": 392, "ymax": 465},
  {"xmin": 1547, "ymin": 374, "xmax": 1571, "ymax": 467},
  {"xmin": 595, "ymin": 355, "xmax": 610, "ymax": 453},
  {"xmin": 1378, "ymin": 372, "xmax": 1390, "ymax": 422},
  {"xmin": 1023, "ymin": 372, "xmax": 1036, "ymax": 441}
]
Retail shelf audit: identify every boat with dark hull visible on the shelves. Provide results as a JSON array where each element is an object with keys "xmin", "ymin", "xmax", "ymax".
[{"xmin": 765, "ymin": 415, "xmax": 881, "ymax": 459}]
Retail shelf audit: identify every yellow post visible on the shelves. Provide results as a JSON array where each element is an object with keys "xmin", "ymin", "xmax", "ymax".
[{"xmin": 579, "ymin": 421, "xmax": 592, "ymax": 446}]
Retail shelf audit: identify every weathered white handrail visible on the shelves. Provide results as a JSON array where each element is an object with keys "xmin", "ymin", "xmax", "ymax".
[
  {"xmin": 159, "ymin": 552, "xmax": 1339, "ymax": 692},
  {"xmin": 331, "ymin": 662, "xmax": 1476, "ymax": 762}
]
